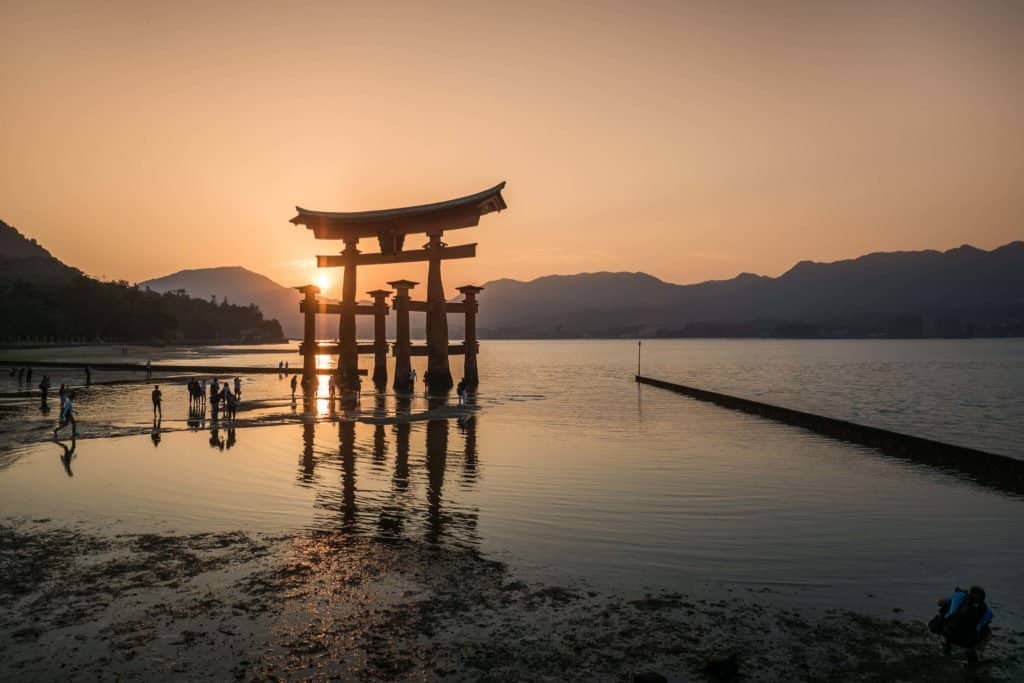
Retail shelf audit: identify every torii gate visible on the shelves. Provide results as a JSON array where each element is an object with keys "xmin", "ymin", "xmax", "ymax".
[{"xmin": 290, "ymin": 182, "xmax": 506, "ymax": 393}]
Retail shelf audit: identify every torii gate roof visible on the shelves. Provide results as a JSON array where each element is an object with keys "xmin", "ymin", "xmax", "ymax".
[{"xmin": 291, "ymin": 182, "xmax": 507, "ymax": 241}]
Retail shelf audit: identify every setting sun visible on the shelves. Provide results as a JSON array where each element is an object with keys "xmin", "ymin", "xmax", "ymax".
[{"xmin": 316, "ymin": 270, "xmax": 331, "ymax": 292}]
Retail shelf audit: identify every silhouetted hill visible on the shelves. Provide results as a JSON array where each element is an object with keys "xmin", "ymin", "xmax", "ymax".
[
  {"xmin": 0, "ymin": 219, "xmax": 81, "ymax": 283},
  {"xmin": 475, "ymin": 242, "xmax": 1024, "ymax": 338},
  {"xmin": 136, "ymin": 240, "xmax": 1024, "ymax": 341},
  {"xmin": 0, "ymin": 221, "xmax": 285, "ymax": 344},
  {"xmin": 140, "ymin": 267, "xmax": 305, "ymax": 338}
]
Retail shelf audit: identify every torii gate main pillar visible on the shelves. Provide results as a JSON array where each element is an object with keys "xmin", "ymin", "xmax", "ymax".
[
  {"xmin": 424, "ymin": 232, "xmax": 453, "ymax": 393},
  {"xmin": 295, "ymin": 284, "xmax": 321, "ymax": 390},
  {"xmin": 338, "ymin": 239, "xmax": 360, "ymax": 390}
]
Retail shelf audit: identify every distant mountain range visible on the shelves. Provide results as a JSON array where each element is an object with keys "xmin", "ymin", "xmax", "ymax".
[
  {"xmin": 6, "ymin": 213, "xmax": 1023, "ymax": 340},
  {"xmin": 477, "ymin": 242, "xmax": 1024, "ymax": 338},
  {"xmin": 0, "ymin": 220, "xmax": 285, "ymax": 344},
  {"xmin": 140, "ymin": 267, "xmax": 308, "ymax": 338},
  {"xmin": 139, "ymin": 241, "xmax": 1024, "ymax": 340}
]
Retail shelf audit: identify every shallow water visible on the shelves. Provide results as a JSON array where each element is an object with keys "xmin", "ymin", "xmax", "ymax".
[{"xmin": 1, "ymin": 339, "xmax": 1022, "ymax": 627}]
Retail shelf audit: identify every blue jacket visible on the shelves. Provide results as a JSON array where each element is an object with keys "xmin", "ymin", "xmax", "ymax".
[{"xmin": 945, "ymin": 591, "xmax": 993, "ymax": 635}]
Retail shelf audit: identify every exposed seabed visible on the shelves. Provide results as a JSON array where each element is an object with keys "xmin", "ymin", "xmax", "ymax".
[{"xmin": 2, "ymin": 520, "xmax": 1022, "ymax": 681}]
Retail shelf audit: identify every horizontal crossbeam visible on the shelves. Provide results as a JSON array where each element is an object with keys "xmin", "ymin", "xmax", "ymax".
[
  {"xmin": 299, "ymin": 302, "xmax": 386, "ymax": 315},
  {"xmin": 406, "ymin": 301, "xmax": 472, "ymax": 314},
  {"xmin": 317, "ymin": 243, "xmax": 476, "ymax": 268},
  {"xmin": 404, "ymin": 344, "xmax": 470, "ymax": 357},
  {"xmin": 300, "ymin": 342, "xmax": 378, "ymax": 355}
]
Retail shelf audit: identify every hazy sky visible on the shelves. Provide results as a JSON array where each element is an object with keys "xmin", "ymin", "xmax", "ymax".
[{"xmin": 2, "ymin": 1, "xmax": 1022, "ymax": 298}]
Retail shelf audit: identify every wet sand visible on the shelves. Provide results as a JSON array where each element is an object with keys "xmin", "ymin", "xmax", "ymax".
[{"xmin": 2, "ymin": 521, "xmax": 1021, "ymax": 681}]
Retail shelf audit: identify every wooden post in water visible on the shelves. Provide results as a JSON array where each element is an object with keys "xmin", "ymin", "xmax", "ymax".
[
  {"xmin": 367, "ymin": 289, "xmax": 391, "ymax": 389},
  {"xmin": 456, "ymin": 285, "xmax": 483, "ymax": 387},
  {"xmin": 294, "ymin": 284, "xmax": 321, "ymax": 389},
  {"xmin": 338, "ymin": 238, "xmax": 360, "ymax": 390},
  {"xmin": 389, "ymin": 279, "xmax": 417, "ymax": 393},
  {"xmin": 424, "ymin": 232, "xmax": 454, "ymax": 393}
]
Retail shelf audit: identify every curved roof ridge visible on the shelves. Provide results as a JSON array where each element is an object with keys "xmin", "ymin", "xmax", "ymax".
[{"xmin": 291, "ymin": 182, "xmax": 506, "ymax": 225}]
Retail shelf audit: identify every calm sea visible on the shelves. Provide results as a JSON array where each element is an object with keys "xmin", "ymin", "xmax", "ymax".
[{"xmin": 1, "ymin": 339, "xmax": 1022, "ymax": 624}]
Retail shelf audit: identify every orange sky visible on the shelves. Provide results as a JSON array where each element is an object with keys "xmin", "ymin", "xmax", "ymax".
[{"xmin": 2, "ymin": 1, "xmax": 1022, "ymax": 299}]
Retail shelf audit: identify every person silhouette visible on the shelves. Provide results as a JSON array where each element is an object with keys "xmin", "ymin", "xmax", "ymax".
[{"xmin": 54, "ymin": 391, "xmax": 77, "ymax": 438}]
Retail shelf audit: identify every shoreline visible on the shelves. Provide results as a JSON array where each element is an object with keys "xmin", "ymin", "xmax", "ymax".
[{"xmin": 1, "ymin": 521, "xmax": 1021, "ymax": 681}]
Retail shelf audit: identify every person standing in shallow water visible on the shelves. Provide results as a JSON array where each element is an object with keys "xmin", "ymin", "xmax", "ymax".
[
  {"xmin": 210, "ymin": 379, "xmax": 221, "ymax": 420},
  {"xmin": 39, "ymin": 375, "xmax": 50, "ymax": 407},
  {"xmin": 54, "ymin": 391, "xmax": 77, "ymax": 438},
  {"xmin": 233, "ymin": 376, "xmax": 241, "ymax": 399},
  {"xmin": 290, "ymin": 374, "xmax": 298, "ymax": 400},
  {"xmin": 152, "ymin": 385, "xmax": 162, "ymax": 419}
]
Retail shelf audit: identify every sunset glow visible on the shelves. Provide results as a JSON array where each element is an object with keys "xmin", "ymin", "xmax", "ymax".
[
  {"xmin": 2, "ymin": 2, "xmax": 1022, "ymax": 292},
  {"xmin": 316, "ymin": 271, "xmax": 331, "ymax": 293},
  {"xmin": 1, "ymin": 3, "xmax": 1022, "ymax": 681}
]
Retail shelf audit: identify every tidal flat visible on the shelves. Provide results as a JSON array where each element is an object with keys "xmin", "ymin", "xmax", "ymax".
[{"xmin": 3, "ymin": 521, "xmax": 1022, "ymax": 681}]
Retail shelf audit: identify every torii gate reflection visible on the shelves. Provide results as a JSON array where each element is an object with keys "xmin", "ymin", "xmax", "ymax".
[{"xmin": 297, "ymin": 409, "xmax": 480, "ymax": 544}]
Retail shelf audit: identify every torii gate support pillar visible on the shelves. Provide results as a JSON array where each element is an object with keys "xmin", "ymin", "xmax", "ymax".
[
  {"xmin": 368, "ymin": 289, "xmax": 391, "ymax": 389},
  {"xmin": 456, "ymin": 285, "xmax": 483, "ymax": 388},
  {"xmin": 389, "ymin": 279, "xmax": 417, "ymax": 393}
]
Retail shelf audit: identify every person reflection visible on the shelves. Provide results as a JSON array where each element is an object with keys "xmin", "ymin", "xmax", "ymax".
[
  {"xmin": 458, "ymin": 415, "xmax": 478, "ymax": 484},
  {"xmin": 299, "ymin": 421, "xmax": 315, "ymax": 485},
  {"xmin": 226, "ymin": 426, "xmax": 237, "ymax": 450},
  {"xmin": 151, "ymin": 417, "xmax": 161, "ymax": 447},
  {"xmin": 187, "ymin": 397, "xmax": 205, "ymax": 431},
  {"xmin": 209, "ymin": 424, "xmax": 225, "ymax": 450},
  {"xmin": 57, "ymin": 437, "xmax": 77, "ymax": 477}
]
